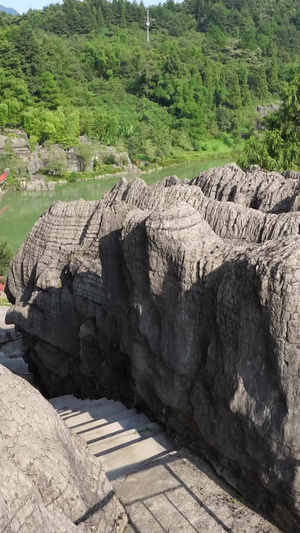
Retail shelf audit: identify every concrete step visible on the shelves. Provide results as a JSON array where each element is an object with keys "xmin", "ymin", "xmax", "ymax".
[
  {"xmin": 57, "ymin": 398, "xmax": 105, "ymax": 412},
  {"xmin": 89, "ymin": 422, "xmax": 163, "ymax": 456},
  {"xmin": 65, "ymin": 401, "xmax": 128, "ymax": 429},
  {"xmin": 102, "ymin": 433, "xmax": 174, "ymax": 480},
  {"xmin": 74, "ymin": 408, "xmax": 139, "ymax": 435},
  {"xmin": 54, "ymin": 398, "xmax": 87, "ymax": 413},
  {"xmin": 49, "ymin": 395, "xmax": 77, "ymax": 407},
  {"xmin": 60, "ymin": 398, "xmax": 113, "ymax": 416},
  {"xmin": 81, "ymin": 413, "xmax": 150, "ymax": 444}
]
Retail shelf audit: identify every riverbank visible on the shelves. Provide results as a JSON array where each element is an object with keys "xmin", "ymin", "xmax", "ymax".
[
  {"xmin": 57, "ymin": 151, "xmax": 236, "ymax": 185},
  {"xmin": 54, "ymin": 146, "xmax": 237, "ymax": 183},
  {"xmin": 1, "ymin": 142, "xmax": 238, "ymax": 193},
  {"xmin": 0, "ymin": 158, "xmax": 233, "ymax": 254}
]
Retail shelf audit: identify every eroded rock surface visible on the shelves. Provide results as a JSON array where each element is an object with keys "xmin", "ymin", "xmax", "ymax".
[
  {"xmin": 0, "ymin": 131, "xmax": 140, "ymax": 176},
  {"xmin": 191, "ymin": 162, "xmax": 300, "ymax": 213},
  {"xmin": 6, "ymin": 164, "xmax": 300, "ymax": 532},
  {"xmin": 0, "ymin": 364, "xmax": 126, "ymax": 533}
]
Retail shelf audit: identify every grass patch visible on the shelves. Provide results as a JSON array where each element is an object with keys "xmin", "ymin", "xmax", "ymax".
[{"xmin": 0, "ymin": 297, "xmax": 10, "ymax": 306}]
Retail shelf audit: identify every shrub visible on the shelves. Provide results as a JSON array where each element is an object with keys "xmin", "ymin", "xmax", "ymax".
[
  {"xmin": 0, "ymin": 238, "xmax": 12, "ymax": 276},
  {"xmin": 104, "ymin": 155, "xmax": 116, "ymax": 165}
]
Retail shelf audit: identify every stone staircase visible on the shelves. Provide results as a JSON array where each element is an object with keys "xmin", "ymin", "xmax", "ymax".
[
  {"xmin": 51, "ymin": 395, "xmax": 280, "ymax": 533},
  {"xmin": 50, "ymin": 395, "xmax": 173, "ymax": 480}
]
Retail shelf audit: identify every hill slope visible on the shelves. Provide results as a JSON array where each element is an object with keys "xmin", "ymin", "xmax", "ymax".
[
  {"xmin": 0, "ymin": 0, "xmax": 299, "ymax": 168},
  {"xmin": 0, "ymin": 3, "xmax": 18, "ymax": 15}
]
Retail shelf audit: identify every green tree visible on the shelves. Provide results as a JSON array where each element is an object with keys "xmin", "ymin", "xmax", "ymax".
[
  {"xmin": 216, "ymin": 106, "xmax": 233, "ymax": 132},
  {"xmin": 225, "ymin": 70, "xmax": 242, "ymax": 109},
  {"xmin": 240, "ymin": 27, "xmax": 257, "ymax": 50},
  {"xmin": 0, "ymin": 102, "xmax": 8, "ymax": 129},
  {"xmin": 0, "ymin": 238, "xmax": 12, "ymax": 276},
  {"xmin": 238, "ymin": 73, "xmax": 300, "ymax": 171},
  {"xmin": 37, "ymin": 72, "xmax": 61, "ymax": 109},
  {"xmin": 248, "ymin": 65, "xmax": 268, "ymax": 99},
  {"xmin": 267, "ymin": 57, "xmax": 279, "ymax": 94},
  {"xmin": 76, "ymin": 141, "xmax": 96, "ymax": 170}
]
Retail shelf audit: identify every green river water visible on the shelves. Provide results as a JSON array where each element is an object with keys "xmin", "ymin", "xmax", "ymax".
[{"xmin": 0, "ymin": 158, "xmax": 231, "ymax": 253}]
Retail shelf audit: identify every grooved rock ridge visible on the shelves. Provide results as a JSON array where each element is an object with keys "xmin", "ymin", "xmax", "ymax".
[
  {"xmin": 0, "ymin": 365, "xmax": 126, "ymax": 532},
  {"xmin": 6, "ymin": 163, "xmax": 300, "ymax": 532}
]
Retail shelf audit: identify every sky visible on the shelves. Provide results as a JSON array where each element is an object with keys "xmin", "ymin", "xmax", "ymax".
[
  {"xmin": 4, "ymin": 0, "xmax": 160, "ymax": 15},
  {"xmin": 5, "ymin": 0, "xmax": 54, "ymax": 14}
]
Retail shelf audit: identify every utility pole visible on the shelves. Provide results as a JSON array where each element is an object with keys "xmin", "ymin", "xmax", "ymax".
[{"xmin": 146, "ymin": 9, "xmax": 150, "ymax": 45}]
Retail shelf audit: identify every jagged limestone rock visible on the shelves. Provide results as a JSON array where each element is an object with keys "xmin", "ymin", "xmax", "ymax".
[
  {"xmin": 190, "ymin": 162, "xmax": 300, "ymax": 212},
  {"xmin": 0, "ymin": 365, "xmax": 126, "ymax": 533},
  {"xmin": 6, "ymin": 165, "xmax": 300, "ymax": 532}
]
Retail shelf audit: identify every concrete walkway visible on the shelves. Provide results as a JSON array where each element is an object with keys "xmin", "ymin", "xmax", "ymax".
[{"xmin": 51, "ymin": 395, "xmax": 281, "ymax": 533}]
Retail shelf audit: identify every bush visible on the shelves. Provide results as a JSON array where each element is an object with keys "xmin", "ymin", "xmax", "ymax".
[
  {"xmin": 0, "ymin": 238, "xmax": 12, "ymax": 276},
  {"xmin": 3, "ymin": 175, "xmax": 22, "ymax": 190},
  {"xmin": 42, "ymin": 161, "xmax": 68, "ymax": 175},
  {"xmin": 75, "ymin": 142, "xmax": 96, "ymax": 170},
  {"xmin": 104, "ymin": 155, "xmax": 117, "ymax": 165}
]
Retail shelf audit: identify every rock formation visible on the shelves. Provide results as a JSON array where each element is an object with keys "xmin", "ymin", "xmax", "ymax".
[
  {"xmin": 0, "ymin": 364, "xmax": 126, "ymax": 532},
  {"xmin": 6, "ymin": 163, "xmax": 300, "ymax": 532},
  {"xmin": 256, "ymin": 104, "xmax": 281, "ymax": 130},
  {"xmin": 0, "ymin": 132, "xmax": 140, "ymax": 177},
  {"xmin": 26, "ymin": 177, "xmax": 56, "ymax": 191},
  {"xmin": 190, "ymin": 162, "xmax": 300, "ymax": 212},
  {"xmin": 0, "ymin": 305, "xmax": 30, "ymax": 379}
]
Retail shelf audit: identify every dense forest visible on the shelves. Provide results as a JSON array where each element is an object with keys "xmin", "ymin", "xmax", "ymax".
[
  {"xmin": 238, "ymin": 73, "xmax": 300, "ymax": 170},
  {"xmin": 0, "ymin": 0, "xmax": 299, "ymax": 163}
]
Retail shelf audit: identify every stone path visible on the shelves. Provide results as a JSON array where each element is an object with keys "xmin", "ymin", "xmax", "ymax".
[
  {"xmin": 0, "ymin": 305, "xmax": 32, "ymax": 380},
  {"xmin": 51, "ymin": 395, "xmax": 281, "ymax": 533}
]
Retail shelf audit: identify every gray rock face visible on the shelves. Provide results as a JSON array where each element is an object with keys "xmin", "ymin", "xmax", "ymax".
[
  {"xmin": 257, "ymin": 104, "xmax": 281, "ymax": 117},
  {"xmin": 0, "ymin": 364, "xmax": 126, "ymax": 532},
  {"xmin": 0, "ymin": 305, "xmax": 31, "ymax": 380},
  {"xmin": 0, "ymin": 307, "xmax": 23, "ymax": 358},
  {"xmin": 0, "ymin": 132, "xmax": 140, "ymax": 176},
  {"xmin": 26, "ymin": 177, "xmax": 56, "ymax": 191},
  {"xmin": 6, "ymin": 164, "xmax": 300, "ymax": 532},
  {"xmin": 190, "ymin": 162, "xmax": 300, "ymax": 213}
]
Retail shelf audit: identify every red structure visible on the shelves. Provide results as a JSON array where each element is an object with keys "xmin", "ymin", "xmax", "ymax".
[
  {"xmin": 0, "ymin": 276, "xmax": 5, "ymax": 294},
  {"xmin": 0, "ymin": 171, "xmax": 8, "ymax": 186}
]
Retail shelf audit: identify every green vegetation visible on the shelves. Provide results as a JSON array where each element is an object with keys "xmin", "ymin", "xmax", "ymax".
[
  {"xmin": 41, "ymin": 166, "xmax": 122, "ymax": 181},
  {"xmin": 0, "ymin": 0, "xmax": 299, "ymax": 163},
  {"xmin": 238, "ymin": 74, "xmax": 300, "ymax": 171},
  {"xmin": 0, "ymin": 238, "xmax": 12, "ymax": 276}
]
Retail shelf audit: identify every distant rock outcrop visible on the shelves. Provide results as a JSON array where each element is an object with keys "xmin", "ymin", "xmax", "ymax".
[
  {"xmin": 256, "ymin": 104, "xmax": 281, "ymax": 130},
  {"xmin": 0, "ymin": 365, "xmax": 126, "ymax": 532},
  {"xmin": 26, "ymin": 177, "xmax": 56, "ymax": 191},
  {"xmin": 0, "ymin": 132, "xmax": 140, "ymax": 177},
  {"xmin": 6, "ymin": 164, "xmax": 300, "ymax": 532}
]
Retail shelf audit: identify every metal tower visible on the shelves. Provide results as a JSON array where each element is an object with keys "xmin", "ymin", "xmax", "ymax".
[{"xmin": 146, "ymin": 9, "xmax": 150, "ymax": 44}]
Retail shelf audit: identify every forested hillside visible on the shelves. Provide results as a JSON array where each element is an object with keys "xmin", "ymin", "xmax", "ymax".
[
  {"xmin": 238, "ymin": 73, "xmax": 300, "ymax": 170},
  {"xmin": 0, "ymin": 0, "xmax": 299, "ymax": 162}
]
